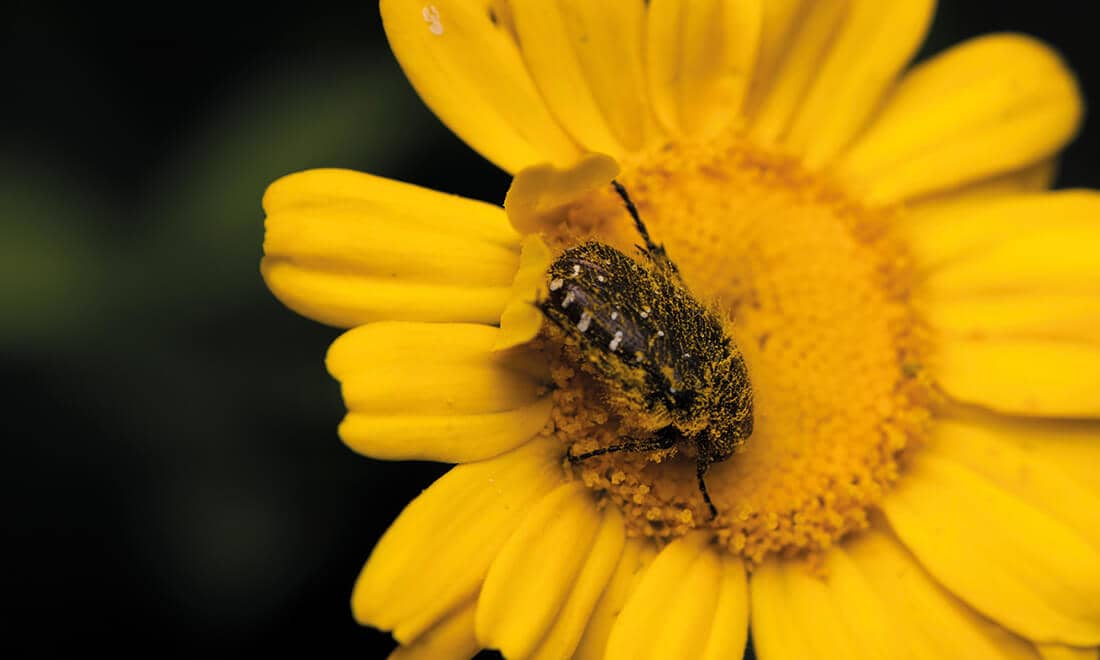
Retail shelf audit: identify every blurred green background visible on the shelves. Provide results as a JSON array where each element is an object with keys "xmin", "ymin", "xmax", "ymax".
[{"xmin": 3, "ymin": 3, "xmax": 1097, "ymax": 657}]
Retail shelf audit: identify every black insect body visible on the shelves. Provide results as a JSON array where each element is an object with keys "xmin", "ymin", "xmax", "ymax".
[{"xmin": 539, "ymin": 182, "xmax": 754, "ymax": 519}]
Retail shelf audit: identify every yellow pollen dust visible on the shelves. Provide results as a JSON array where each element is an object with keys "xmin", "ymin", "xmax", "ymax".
[{"xmin": 543, "ymin": 135, "xmax": 933, "ymax": 564}]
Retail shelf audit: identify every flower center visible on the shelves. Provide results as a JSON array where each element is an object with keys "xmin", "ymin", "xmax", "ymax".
[{"xmin": 543, "ymin": 135, "xmax": 933, "ymax": 563}]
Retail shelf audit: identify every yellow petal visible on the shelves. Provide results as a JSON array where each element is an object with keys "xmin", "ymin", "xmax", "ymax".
[
  {"xmin": 573, "ymin": 539, "xmax": 656, "ymax": 660},
  {"xmin": 379, "ymin": 0, "xmax": 581, "ymax": 172},
  {"xmin": 750, "ymin": 0, "xmax": 849, "ymax": 146},
  {"xmin": 785, "ymin": 0, "xmax": 937, "ymax": 168},
  {"xmin": 337, "ymin": 404, "xmax": 555, "ymax": 464},
  {"xmin": 839, "ymin": 34, "xmax": 1083, "ymax": 203},
  {"xmin": 1039, "ymin": 644, "xmax": 1100, "ymax": 660},
  {"xmin": 262, "ymin": 169, "xmax": 520, "ymax": 327},
  {"xmin": 605, "ymin": 534, "xmax": 748, "ymax": 660},
  {"xmin": 329, "ymin": 322, "xmax": 549, "ymax": 414},
  {"xmin": 921, "ymin": 226, "xmax": 1100, "ymax": 299},
  {"xmin": 495, "ymin": 235, "xmax": 554, "ymax": 351},
  {"xmin": 509, "ymin": 0, "xmax": 657, "ymax": 157},
  {"xmin": 906, "ymin": 160, "xmax": 1057, "ymax": 214},
  {"xmin": 389, "ymin": 599, "xmax": 479, "ymax": 660},
  {"xmin": 882, "ymin": 420, "xmax": 1100, "ymax": 646},
  {"xmin": 528, "ymin": 507, "xmax": 627, "ymax": 660},
  {"xmin": 903, "ymin": 190, "xmax": 1100, "ymax": 357},
  {"xmin": 922, "ymin": 416, "xmax": 1100, "ymax": 554},
  {"xmin": 699, "ymin": 555, "xmax": 751, "ymax": 660},
  {"xmin": 261, "ymin": 262, "xmax": 516, "ymax": 328},
  {"xmin": 741, "ymin": 0, "xmax": 805, "ymax": 120},
  {"xmin": 932, "ymin": 337, "xmax": 1100, "ymax": 418},
  {"xmin": 327, "ymin": 322, "xmax": 553, "ymax": 462},
  {"xmin": 959, "ymin": 410, "xmax": 1100, "ymax": 499},
  {"xmin": 752, "ymin": 526, "xmax": 1041, "ymax": 659},
  {"xmin": 605, "ymin": 533, "xmax": 715, "ymax": 659},
  {"xmin": 919, "ymin": 295, "xmax": 1100, "ymax": 345},
  {"xmin": 504, "ymin": 153, "xmax": 620, "ymax": 235},
  {"xmin": 645, "ymin": 0, "xmax": 762, "ymax": 138},
  {"xmin": 750, "ymin": 553, "xmax": 857, "ymax": 658},
  {"xmin": 898, "ymin": 190, "xmax": 1100, "ymax": 278},
  {"xmin": 353, "ymin": 438, "xmax": 562, "ymax": 644},
  {"xmin": 476, "ymin": 482, "xmax": 601, "ymax": 659}
]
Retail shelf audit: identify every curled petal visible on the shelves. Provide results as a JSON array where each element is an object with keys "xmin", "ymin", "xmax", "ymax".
[
  {"xmin": 495, "ymin": 235, "xmax": 555, "ymax": 351},
  {"xmin": 504, "ymin": 153, "xmax": 620, "ymax": 236},
  {"xmin": 263, "ymin": 169, "xmax": 519, "ymax": 326},
  {"xmin": 328, "ymin": 322, "xmax": 553, "ymax": 462}
]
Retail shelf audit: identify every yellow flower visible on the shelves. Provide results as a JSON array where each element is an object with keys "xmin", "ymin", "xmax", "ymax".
[{"xmin": 261, "ymin": 1, "xmax": 1100, "ymax": 658}]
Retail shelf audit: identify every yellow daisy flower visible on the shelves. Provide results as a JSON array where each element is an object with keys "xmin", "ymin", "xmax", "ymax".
[{"xmin": 261, "ymin": 1, "xmax": 1100, "ymax": 658}]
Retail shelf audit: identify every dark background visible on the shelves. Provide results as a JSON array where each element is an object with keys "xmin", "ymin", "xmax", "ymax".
[{"xmin": 2, "ymin": 3, "xmax": 1097, "ymax": 657}]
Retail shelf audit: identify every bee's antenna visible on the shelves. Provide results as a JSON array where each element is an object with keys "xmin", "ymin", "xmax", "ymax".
[
  {"xmin": 611, "ymin": 179, "xmax": 683, "ymax": 282},
  {"xmin": 611, "ymin": 179, "xmax": 660, "ymax": 256}
]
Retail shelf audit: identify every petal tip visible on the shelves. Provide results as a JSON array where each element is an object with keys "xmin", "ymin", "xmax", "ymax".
[
  {"xmin": 504, "ymin": 153, "xmax": 620, "ymax": 235},
  {"xmin": 494, "ymin": 234, "xmax": 553, "ymax": 351}
]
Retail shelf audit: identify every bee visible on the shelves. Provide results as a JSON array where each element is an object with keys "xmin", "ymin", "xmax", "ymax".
[{"xmin": 539, "ymin": 181, "xmax": 754, "ymax": 519}]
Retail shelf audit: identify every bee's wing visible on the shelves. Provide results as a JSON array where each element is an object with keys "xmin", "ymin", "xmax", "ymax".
[{"xmin": 541, "ymin": 243, "xmax": 683, "ymax": 412}]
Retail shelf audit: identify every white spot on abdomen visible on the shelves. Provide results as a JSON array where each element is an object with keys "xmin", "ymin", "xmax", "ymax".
[
  {"xmin": 422, "ymin": 5, "xmax": 444, "ymax": 35},
  {"xmin": 562, "ymin": 291, "xmax": 575, "ymax": 308},
  {"xmin": 609, "ymin": 331, "xmax": 623, "ymax": 351},
  {"xmin": 549, "ymin": 278, "xmax": 564, "ymax": 291},
  {"xmin": 577, "ymin": 311, "xmax": 592, "ymax": 333}
]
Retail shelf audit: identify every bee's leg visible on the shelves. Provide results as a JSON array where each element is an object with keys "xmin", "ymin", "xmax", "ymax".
[
  {"xmin": 696, "ymin": 460, "xmax": 718, "ymax": 520},
  {"xmin": 567, "ymin": 426, "xmax": 678, "ymax": 462},
  {"xmin": 610, "ymin": 180, "xmax": 685, "ymax": 286}
]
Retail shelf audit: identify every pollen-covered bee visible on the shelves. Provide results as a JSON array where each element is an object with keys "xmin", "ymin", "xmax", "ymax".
[{"xmin": 539, "ymin": 182, "xmax": 754, "ymax": 519}]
